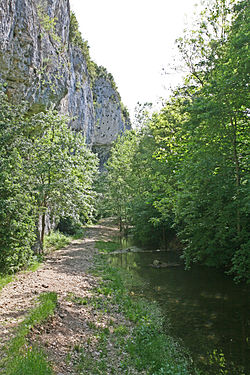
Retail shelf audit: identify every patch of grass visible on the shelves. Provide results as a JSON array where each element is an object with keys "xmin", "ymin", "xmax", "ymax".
[
  {"xmin": 113, "ymin": 325, "xmax": 129, "ymax": 336},
  {"xmin": 7, "ymin": 347, "xmax": 53, "ymax": 375},
  {"xmin": 126, "ymin": 322, "xmax": 194, "ymax": 374},
  {"xmin": 26, "ymin": 259, "xmax": 42, "ymax": 272},
  {"xmin": 74, "ymin": 347, "xmax": 108, "ymax": 374},
  {"xmin": 67, "ymin": 290, "xmax": 112, "ymax": 314},
  {"xmin": 44, "ymin": 230, "xmax": 71, "ymax": 251},
  {"xmin": 72, "ymin": 326, "xmax": 119, "ymax": 375},
  {"xmin": 25, "ymin": 254, "xmax": 44, "ymax": 273},
  {"xmin": 1, "ymin": 292, "xmax": 57, "ymax": 375},
  {"xmin": 87, "ymin": 321, "xmax": 96, "ymax": 330},
  {"xmin": 0, "ymin": 274, "xmax": 14, "ymax": 292},
  {"xmin": 95, "ymin": 240, "xmax": 121, "ymax": 253},
  {"xmin": 66, "ymin": 292, "xmax": 88, "ymax": 305}
]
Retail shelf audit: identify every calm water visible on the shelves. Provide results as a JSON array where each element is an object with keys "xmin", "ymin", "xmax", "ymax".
[{"xmin": 109, "ymin": 250, "xmax": 250, "ymax": 374}]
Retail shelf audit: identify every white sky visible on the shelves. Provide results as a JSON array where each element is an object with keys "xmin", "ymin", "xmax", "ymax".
[{"xmin": 69, "ymin": 0, "xmax": 199, "ymax": 116}]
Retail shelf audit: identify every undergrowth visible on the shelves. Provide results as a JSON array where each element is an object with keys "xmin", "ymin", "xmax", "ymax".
[
  {"xmin": 44, "ymin": 228, "xmax": 85, "ymax": 252},
  {"xmin": 1, "ymin": 292, "xmax": 57, "ymax": 375},
  {"xmin": 44, "ymin": 231, "xmax": 72, "ymax": 251}
]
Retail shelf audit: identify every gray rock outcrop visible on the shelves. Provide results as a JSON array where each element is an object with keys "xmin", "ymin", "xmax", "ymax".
[
  {"xmin": 0, "ymin": 0, "xmax": 130, "ymax": 147},
  {"xmin": 93, "ymin": 75, "xmax": 131, "ymax": 166}
]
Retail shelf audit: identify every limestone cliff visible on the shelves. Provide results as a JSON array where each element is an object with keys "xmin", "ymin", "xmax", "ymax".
[
  {"xmin": 0, "ymin": 0, "xmax": 130, "ymax": 148},
  {"xmin": 92, "ymin": 67, "xmax": 131, "ymax": 166}
]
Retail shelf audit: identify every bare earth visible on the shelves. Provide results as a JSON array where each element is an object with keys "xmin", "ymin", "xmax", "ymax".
[{"xmin": 0, "ymin": 220, "xmax": 131, "ymax": 374}]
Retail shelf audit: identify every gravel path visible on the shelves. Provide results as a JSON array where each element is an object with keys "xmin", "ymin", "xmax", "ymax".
[{"xmin": 0, "ymin": 220, "xmax": 121, "ymax": 374}]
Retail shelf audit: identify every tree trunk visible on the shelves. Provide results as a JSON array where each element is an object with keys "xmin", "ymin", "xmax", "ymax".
[
  {"xmin": 40, "ymin": 212, "xmax": 46, "ymax": 251},
  {"xmin": 162, "ymin": 226, "xmax": 166, "ymax": 249},
  {"xmin": 231, "ymin": 116, "xmax": 241, "ymax": 235}
]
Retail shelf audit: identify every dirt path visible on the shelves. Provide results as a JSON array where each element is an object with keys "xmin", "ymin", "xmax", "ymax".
[{"xmin": 0, "ymin": 219, "xmax": 121, "ymax": 374}]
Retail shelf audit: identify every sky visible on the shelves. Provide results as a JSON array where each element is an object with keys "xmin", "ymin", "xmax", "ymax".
[{"xmin": 69, "ymin": 0, "xmax": 199, "ymax": 117}]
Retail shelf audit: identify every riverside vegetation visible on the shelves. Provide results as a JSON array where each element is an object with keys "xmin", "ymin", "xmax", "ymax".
[
  {"xmin": 0, "ymin": 0, "xmax": 249, "ymax": 374},
  {"xmin": 98, "ymin": 0, "xmax": 249, "ymax": 283}
]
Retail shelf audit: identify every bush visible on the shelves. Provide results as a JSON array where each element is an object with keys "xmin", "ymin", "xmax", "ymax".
[
  {"xmin": 44, "ymin": 231, "xmax": 71, "ymax": 251},
  {"xmin": 57, "ymin": 216, "xmax": 83, "ymax": 236}
]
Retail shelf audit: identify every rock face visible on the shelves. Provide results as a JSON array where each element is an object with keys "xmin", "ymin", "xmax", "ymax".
[
  {"xmin": 0, "ymin": 0, "xmax": 130, "ymax": 147},
  {"xmin": 93, "ymin": 76, "xmax": 131, "ymax": 166}
]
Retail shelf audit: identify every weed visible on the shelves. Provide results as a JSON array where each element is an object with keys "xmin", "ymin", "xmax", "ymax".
[
  {"xmin": 114, "ymin": 325, "xmax": 129, "ymax": 336},
  {"xmin": 67, "ymin": 292, "xmax": 89, "ymax": 305},
  {"xmin": 87, "ymin": 321, "xmax": 96, "ymax": 330}
]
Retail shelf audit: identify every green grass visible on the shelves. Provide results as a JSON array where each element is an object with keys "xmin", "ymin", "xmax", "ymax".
[
  {"xmin": 67, "ymin": 292, "xmax": 89, "ymax": 305},
  {"xmin": 1, "ymin": 292, "xmax": 57, "ymax": 375},
  {"xmin": 0, "ymin": 274, "xmax": 14, "ymax": 292},
  {"xmin": 7, "ymin": 348, "xmax": 53, "ymax": 375},
  {"xmin": 26, "ymin": 259, "xmax": 42, "ymax": 272}
]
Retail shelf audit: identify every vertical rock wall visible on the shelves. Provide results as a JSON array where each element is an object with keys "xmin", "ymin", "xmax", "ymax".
[
  {"xmin": 93, "ymin": 76, "xmax": 131, "ymax": 166},
  {"xmin": 0, "ymin": 0, "xmax": 130, "ymax": 147}
]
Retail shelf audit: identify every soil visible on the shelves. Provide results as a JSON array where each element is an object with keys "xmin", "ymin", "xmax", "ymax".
[{"xmin": 0, "ymin": 219, "xmax": 129, "ymax": 374}]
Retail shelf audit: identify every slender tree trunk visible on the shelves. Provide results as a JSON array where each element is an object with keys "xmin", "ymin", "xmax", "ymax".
[
  {"xmin": 119, "ymin": 216, "xmax": 123, "ymax": 232},
  {"xmin": 40, "ymin": 198, "xmax": 47, "ymax": 251},
  {"xmin": 40, "ymin": 211, "xmax": 46, "ymax": 251},
  {"xmin": 231, "ymin": 116, "xmax": 241, "ymax": 235},
  {"xmin": 163, "ymin": 227, "xmax": 165, "ymax": 249}
]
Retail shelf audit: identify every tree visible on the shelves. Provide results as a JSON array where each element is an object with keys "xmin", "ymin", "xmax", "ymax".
[
  {"xmin": 103, "ymin": 132, "xmax": 138, "ymax": 233},
  {"xmin": 98, "ymin": 0, "xmax": 249, "ymax": 281},
  {"xmin": 0, "ymin": 88, "xmax": 36, "ymax": 271},
  {"xmin": 26, "ymin": 110, "xmax": 98, "ymax": 248},
  {"xmin": 151, "ymin": 0, "xmax": 249, "ymax": 281},
  {"xmin": 0, "ymin": 87, "xmax": 98, "ymax": 271}
]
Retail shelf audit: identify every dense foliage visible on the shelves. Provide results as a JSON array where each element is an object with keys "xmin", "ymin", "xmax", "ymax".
[
  {"xmin": 0, "ymin": 88, "xmax": 97, "ymax": 272},
  {"xmin": 101, "ymin": 0, "xmax": 249, "ymax": 282}
]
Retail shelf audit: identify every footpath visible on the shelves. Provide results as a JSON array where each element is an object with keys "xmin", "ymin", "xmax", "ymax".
[{"xmin": 0, "ymin": 220, "xmax": 127, "ymax": 374}]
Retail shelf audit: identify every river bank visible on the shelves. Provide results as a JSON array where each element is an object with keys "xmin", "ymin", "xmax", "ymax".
[
  {"xmin": 0, "ymin": 219, "xmax": 201, "ymax": 374},
  {"xmin": 109, "ymin": 235, "xmax": 250, "ymax": 375}
]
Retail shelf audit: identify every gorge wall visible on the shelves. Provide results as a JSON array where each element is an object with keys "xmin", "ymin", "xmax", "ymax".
[{"xmin": 0, "ymin": 0, "xmax": 130, "ymax": 160}]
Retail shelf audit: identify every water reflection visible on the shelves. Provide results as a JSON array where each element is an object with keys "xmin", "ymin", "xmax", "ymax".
[{"xmin": 109, "ymin": 251, "xmax": 250, "ymax": 374}]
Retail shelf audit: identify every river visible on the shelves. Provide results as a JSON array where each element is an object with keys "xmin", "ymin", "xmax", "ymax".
[{"xmin": 109, "ymin": 249, "xmax": 250, "ymax": 374}]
